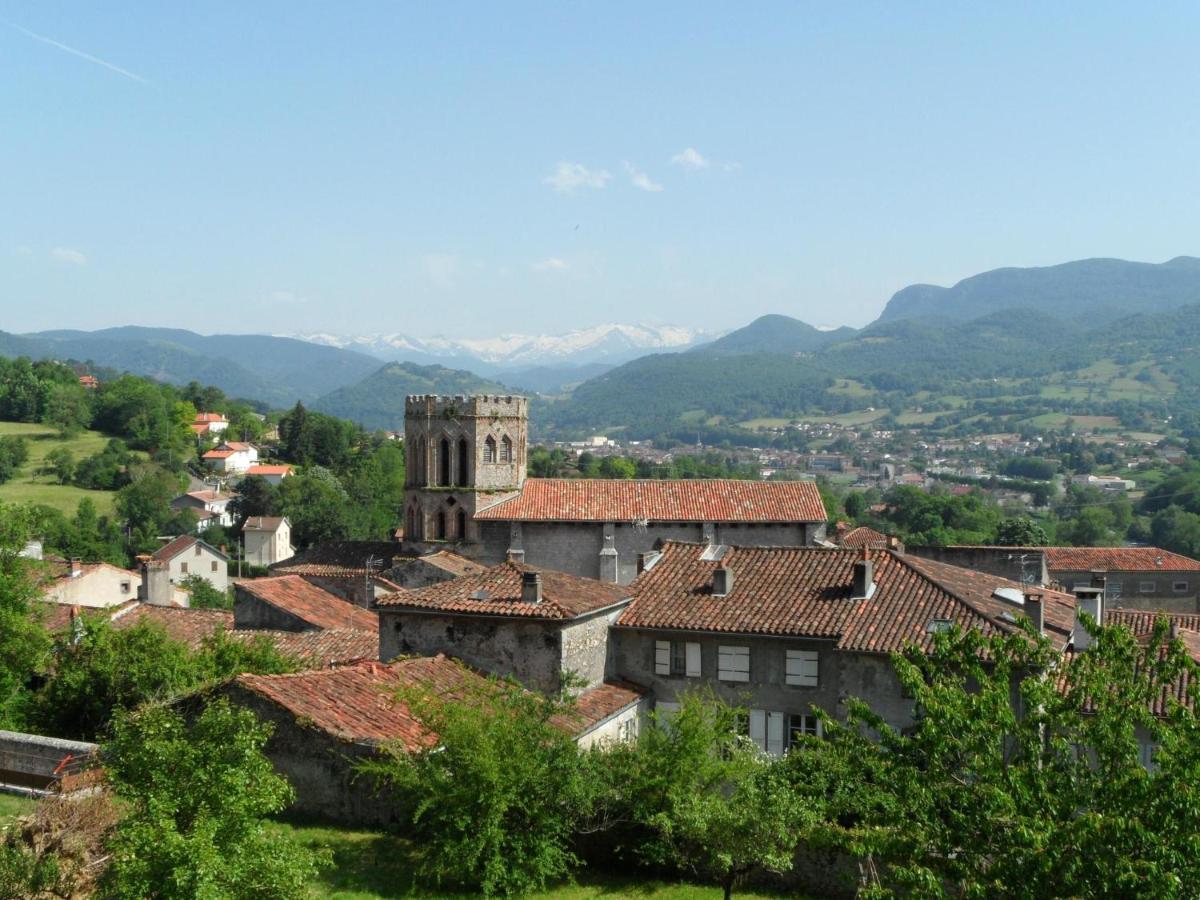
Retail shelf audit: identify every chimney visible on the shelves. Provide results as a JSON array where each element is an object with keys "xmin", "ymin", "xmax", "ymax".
[
  {"xmin": 69, "ymin": 558, "xmax": 82, "ymax": 579},
  {"xmin": 1024, "ymin": 592, "xmax": 1044, "ymax": 635},
  {"xmin": 851, "ymin": 547, "xmax": 874, "ymax": 599},
  {"xmin": 137, "ymin": 558, "xmax": 173, "ymax": 607},
  {"xmin": 1072, "ymin": 585, "xmax": 1105, "ymax": 651},
  {"xmin": 521, "ymin": 571, "xmax": 542, "ymax": 604},
  {"xmin": 887, "ymin": 535, "xmax": 905, "ymax": 553},
  {"xmin": 713, "ymin": 565, "xmax": 734, "ymax": 597}
]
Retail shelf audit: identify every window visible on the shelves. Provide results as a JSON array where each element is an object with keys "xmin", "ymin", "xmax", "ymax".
[
  {"xmin": 1174, "ymin": 581, "xmax": 1189, "ymax": 594},
  {"xmin": 483, "ymin": 436, "xmax": 497, "ymax": 463},
  {"xmin": 438, "ymin": 438, "xmax": 451, "ymax": 486},
  {"xmin": 1139, "ymin": 581, "xmax": 1156, "ymax": 594},
  {"xmin": 435, "ymin": 510, "xmax": 447, "ymax": 541},
  {"xmin": 211, "ymin": 561, "xmax": 218, "ymax": 572},
  {"xmin": 180, "ymin": 562, "xmax": 188, "ymax": 574},
  {"xmin": 457, "ymin": 509, "xmax": 467, "ymax": 541},
  {"xmin": 785, "ymin": 650, "xmax": 819, "ymax": 687},
  {"xmin": 194, "ymin": 545, "xmax": 202, "ymax": 556},
  {"xmin": 500, "ymin": 435, "xmax": 513, "ymax": 463},
  {"xmin": 717, "ymin": 645, "xmax": 750, "ymax": 682},
  {"xmin": 120, "ymin": 580, "xmax": 131, "ymax": 593},
  {"xmin": 457, "ymin": 438, "xmax": 469, "ymax": 485},
  {"xmin": 747, "ymin": 709, "xmax": 785, "ymax": 755},
  {"xmin": 655, "ymin": 640, "xmax": 701, "ymax": 677},
  {"xmin": 787, "ymin": 714, "xmax": 821, "ymax": 749}
]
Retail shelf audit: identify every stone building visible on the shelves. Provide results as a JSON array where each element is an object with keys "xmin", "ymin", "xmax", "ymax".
[{"xmin": 402, "ymin": 394, "xmax": 828, "ymax": 584}]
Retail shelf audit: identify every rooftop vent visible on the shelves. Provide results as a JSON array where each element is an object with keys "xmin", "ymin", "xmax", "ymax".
[
  {"xmin": 700, "ymin": 544, "xmax": 730, "ymax": 562},
  {"xmin": 992, "ymin": 587, "xmax": 1025, "ymax": 606},
  {"xmin": 851, "ymin": 547, "xmax": 875, "ymax": 600}
]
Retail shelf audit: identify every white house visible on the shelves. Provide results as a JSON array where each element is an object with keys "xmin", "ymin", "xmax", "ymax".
[
  {"xmin": 191, "ymin": 412, "xmax": 229, "ymax": 437},
  {"xmin": 1072, "ymin": 474, "xmax": 1136, "ymax": 492},
  {"xmin": 243, "ymin": 516, "xmax": 295, "ymax": 567},
  {"xmin": 202, "ymin": 441, "xmax": 259, "ymax": 475},
  {"xmin": 170, "ymin": 489, "xmax": 234, "ymax": 531},
  {"xmin": 243, "ymin": 464, "xmax": 294, "ymax": 486},
  {"xmin": 151, "ymin": 535, "xmax": 230, "ymax": 594},
  {"xmin": 39, "ymin": 559, "xmax": 141, "ymax": 609}
]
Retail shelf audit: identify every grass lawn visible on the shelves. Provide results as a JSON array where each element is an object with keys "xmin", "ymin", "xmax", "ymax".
[
  {"xmin": 278, "ymin": 820, "xmax": 793, "ymax": 899},
  {"xmin": 0, "ymin": 421, "xmax": 122, "ymax": 515},
  {"xmin": 0, "ymin": 792, "xmax": 35, "ymax": 826}
]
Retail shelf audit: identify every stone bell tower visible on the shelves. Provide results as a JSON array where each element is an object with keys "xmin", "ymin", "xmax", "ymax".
[{"xmin": 403, "ymin": 394, "xmax": 528, "ymax": 546}]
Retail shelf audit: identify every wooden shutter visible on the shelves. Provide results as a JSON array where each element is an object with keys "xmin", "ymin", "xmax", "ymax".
[
  {"xmin": 766, "ymin": 711, "xmax": 785, "ymax": 756},
  {"xmin": 785, "ymin": 650, "xmax": 819, "ymax": 687},
  {"xmin": 717, "ymin": 645, "xmax": 750, "ymax": 682},
  {"xmin": 685, "ymin": 642, "xmax": 701, "ymax": 677},
  {"xmin": 749, "ymin": 709, "xmax": 766, "ymax": 751},
  {"xmin": 654, "ymin": 641, "xmax": 670, "ymax": 676}
]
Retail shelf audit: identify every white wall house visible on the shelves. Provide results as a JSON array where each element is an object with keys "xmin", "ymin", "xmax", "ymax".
[
  {"xmin": 151, "ymin": 535, "xmax": 229, "ymax": 593},
  {"xmin": 243, "ymin": 516, "xmax": 294, "ymax": 567},
  {"xmin": 170, "ymin": 489, "xmax": 234, "ymax": 531},
  {"xmin": 243, "ymin": 464, "xmax": 294, "ymax": 486},
  {"xmin": 202, "ymin": 441, "xmax": 259, "ymax": 474},
  {"xmin": 40, "ymin": 561, "xmax": 141, "ymax": 608}
]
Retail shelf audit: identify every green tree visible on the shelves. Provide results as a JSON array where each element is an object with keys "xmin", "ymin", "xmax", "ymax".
[
  {"xmin": 275, "ymin": 467, "xmax": 350, "ymax": 548},
  {"xmin": 43, "ymin": 447, "xmax": 75, "ymax": 485},
  {"xmin": 100, "ymin": 699, "xmax": 323, "ymax": 899},
  {"xmin": 41, "ymin": 382, "xmax": 92, "ymax": 438},
  {"xmin": 180, "ymin": 573, "xmax": 230, "ymax": 610},
  {"xmin": 364, "ymin": 669, "xmax": 590, "ymax": 897},
  {"xmin": 614, "ymin": 691, "xmax": 809, "ymax": 899},
  {"xmin": 994, "ymin": 516, "xmax": 1050, "ymax": 546},
  {"xmin": 0, "ymin": 504, "xmax": 52, "ymax": 727},
  {"xmin": 116, "ymin": 467, "xmax": 187, "ymax": 553}
]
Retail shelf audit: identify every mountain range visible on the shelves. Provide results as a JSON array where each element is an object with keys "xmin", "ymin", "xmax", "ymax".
[{"xmin": 4, "ymin": 255, "xmax": 1200, "ymax": 435}]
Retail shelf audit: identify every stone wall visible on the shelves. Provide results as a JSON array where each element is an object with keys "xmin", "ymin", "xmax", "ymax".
[
  {"xmin": 0, "ymin": 730, "xmax": 97, "ymax": 791},
  {"xmin": 610, "ymin": 629, "xmax": 916, "ymax": 732},
  {"xmin": 908, "ymin": 546, "xmax": 1047, "ymax": 584},
  {"xmin": 220, "ymin": 686, "xmax": 404, "ymax": 827},
  {"xmin": 1056, "ymin": 569, "xmax": 1199, "ymax": 613},
  {"xmin": 561, "ymin": 608, "xmax": 629, "ymax": 689}
]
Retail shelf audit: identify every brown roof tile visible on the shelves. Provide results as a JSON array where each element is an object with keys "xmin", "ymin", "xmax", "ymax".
[
  {"xmin": 1044, "ymin": 546, "xmax": 1200, "ymax": 573},
  {"xmin": 474, "ymin": 478, "xmax": 827, "ymax": 523},
  {"xmin": 375, "ymin": 561, "xmax": 631, "ymax": 620},
  {"xmin": 617, "ymin": 543, "xmax": 1077, "ymax": 653},
  {"xmin": 271, "ymin": 541, "xmax": 405, "ymax": 577},
  {"xmin": 238, "ymin": 575, "xmax": 379, "ymax": 632},
  {"xmin": 838, "ymin": 525, "xmax": 894, "ymax": 549},
  {"xmin": 113, "ymin": 605, "xmax": 234, "ymax": 648}
]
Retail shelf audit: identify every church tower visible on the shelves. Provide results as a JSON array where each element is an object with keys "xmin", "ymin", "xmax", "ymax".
[{"xmin": 403, "ymin": 394, "xmax": 528, "ymax": 547}]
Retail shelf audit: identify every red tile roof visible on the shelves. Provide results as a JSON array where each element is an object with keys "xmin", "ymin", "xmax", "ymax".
[
  {"xmin": 246, "ymin": 464, "xmax": 293, "ymax": 476},
  {"xmin": 151, "ymin": 535, "xmax": 227, "ymax": 563},
  {"xmin": 238, "ymin": 575, "xmax": 379, "ymax": 632},
  {"xmin": 1044, "ymin": 546, "xmax": 1200, "ymax": 572},
  {"xmin": 203, "ymin": 449, "xmax": 235, "ymax": 459},
  {"xmin": 375, "ymin": 561, "xmax": 631, "ymax": 620},
  {"xmin": 242, "ymin": 516, "xmax": 288, "ymax": 532},
  {"xmin": 1106, "ymin": 608, "xmax": 1200, "ymax": 636},
  {"xmin": 271, "ymin": 541, "xmax": 405, "ymax": 577},
  {"xmin": 838, "ymin": 525, "xmax": 894, "ymax": 549},
  {"xmin": 617, "ymin": 543, "xmax": 1077, "ymax": 653},
  {"xmin": 473, "ymin": 478, "xmax": 827, "ymax": 523},
  {"xmin": 409, "ymin": 550, "xmax": 487, "ymax": 578},
  {"xmin": 195, "ymin": 413, "xmax": 227, "ymax": 423},
  {"xmin": 234, "ymin": 655, "xmax": 642, "ymax": 748},
  {"xmin": 113, "ymin": 605, "xmax": 234, "ymax": 648}
]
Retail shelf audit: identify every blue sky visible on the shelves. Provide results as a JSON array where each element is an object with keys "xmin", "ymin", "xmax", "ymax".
[{"xmin": 2, "ymin": 2, "xmax": 1198, "ymax": 337}]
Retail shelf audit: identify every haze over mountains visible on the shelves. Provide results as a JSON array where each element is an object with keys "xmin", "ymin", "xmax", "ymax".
[{"xmin": 4, "ymin": 256, "xmax": 1200, "ymax": 435}]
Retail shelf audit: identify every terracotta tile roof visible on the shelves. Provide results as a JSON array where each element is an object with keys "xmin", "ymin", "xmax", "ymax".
[
  {"xmin": 1043, "ymin": 546, "xmax": 1200, "ymax": 573},
  {"xmin": 151, "ymin": 535, "xmax": 227, "ymax": 563},
  {"xmin": 234, "ymin": 655, "xmax": 490, "ymax": 748},
  {"xmin": 238, "ymin": 575, "xmax": 379, "ymax": 632},
  {"xmin": 223, "ymin": 441, "xmax": 254, "ymax": 451},
  {"xmin": 203, "ymin": 449, "xmax": 235, "ymax": 459},
  {"xmin": 408, "ymin": 550, "xmax": 487, "ymax": 578},
  {"xmin": 271, "ymin": 541, "xmax": 405, "ymax": 577},
  {"xmin": 257, "ymin": 628, "xmax": 379, "ymax": 666},
  {"xmin": 246, "ymin": 464, "xmax": 293, "ymax": 476},
  {"xmin": 375, "ymin": 561, "xmax": 631, "ymax": 620},
  {"xmin": 234, "ymin": 655, "xmax": 641, "ymax": 748},
  {"xmin": 113, "ymin": 605, "xmax": 234, "ymax": 648},
  {"xmin": 242, "ymin": 516, "xmax": 288, "ymax": 532},
  {"xmin": 473, "ymin": 478, "xmax": 827, "ymax": 523},
  {"xmin": 616, "ymin": 543, "xmax": 1076, "ymax": 654},
  {"xmin": 838, "ymin": 525, "xmax": 894, "ymax": 549},
  {"xmin": 183, "ymin": 489, "xmax": 230, "ymax": 504},
  {"xmin": 1106, "ymin": 608, "xmax": 1200, "ymax": 636},
  {"xmin": 194, "ymin": 413, "xmax": 227, "ymax": 423}
]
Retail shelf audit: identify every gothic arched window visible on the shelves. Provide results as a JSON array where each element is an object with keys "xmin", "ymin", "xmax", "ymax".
[
  {"xmin": 483, "ymin": 436, "xmax": 497, "ymax": 463},
  {"xmin": 456, "ymin": 508, "xmax": 467, "ymax": 541},
  {"xmin": 414, "ymin": 437, "xmax": 427, "ymax": 485},
  {"xmin": 438, "ymin": 438, "xmax": 451, "ymax": 487},
  {"xmin": 500, "ymin": 435, "xmax": 513, "ymax": 463},
  {"xmin": 436, "ymin": 509, "xmax": 447, "ymax": 541},
  {"xmin": 457, "ymin": 438, "xmax": 469, "ymax": 485},
  {"xmin": 406, "ymin": 506, "xmax": 419, "ymax": 541}
]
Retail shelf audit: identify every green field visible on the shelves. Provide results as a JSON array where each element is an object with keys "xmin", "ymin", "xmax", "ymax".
[
  {"xmin": 0, "ymin": 792, "xmax": 34, "ymax": 826},
  {"xmin": 279, "ymin": 820, "xmax": 794, "ymax": 899},
  {"xmin": 0, "ymin": 422, "xmax": 122, "ymax": 515}
]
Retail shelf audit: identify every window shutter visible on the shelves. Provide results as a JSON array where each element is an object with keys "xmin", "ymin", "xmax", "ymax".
[
  {"xmin": 685, "ymin": 642, "xmax": 701, "ymax": 677},
  {"xmin": 717, "ymin": 645, "xmax": 750, "ymax": 682},
  {"xmin": 749, "ymin": 709, "xmax": 766, "ymax": 751},
  {"xmin": 766, "ymin": 712, "xmax": 785, "ymax": 756},
  {"xmin": 654, "ymin": 641, "xmax": 670, "ymax": 676},
  {"xmin": 786, "ymin": 650, "xmax": 819, "ymax": 687}
]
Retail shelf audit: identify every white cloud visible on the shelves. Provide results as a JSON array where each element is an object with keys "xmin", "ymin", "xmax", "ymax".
[
  {"xmin": 532, "ymin": 257, "xmax": 569, "ymax": 272},
  {"xmin": 670, "ymin": 147, "xmax": 710, "ymax": 170},
  {"xmin": 51, "ymin": 247, "xmax": 86, "ymax": 265},
  {"xmin": 543, "ymin": 162, "xmax": 612, "ymax": 194},
  {"xmin": 623, "ymin": 162, "xmax": 663, "ymax": 193},
  {"xmin": 9, "ymin": 22, "xmax": 149, "ymax": 85}
]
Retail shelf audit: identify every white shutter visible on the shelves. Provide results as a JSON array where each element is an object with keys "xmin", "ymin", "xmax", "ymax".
[
  {"xmin": 685, "ymin": 642, "xmax": 701, "ymax": 677},
  {"xmin": 786, "ymin": 650, "xmax": 819, "ymax": 687},
  {"xmin": 766, "ymin": 711, "xmax": 785, "ymax": 756},
  {"xmin": 718, "ymin": 645, "xmax": 750, "ymax": 682},
  {"xmin": 654, "ymin": 640, "xmax": 670, "ymax": 675},
  {"xmin": 749, "ymin": 709, "xmax": 766, "ymax": 751}
]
